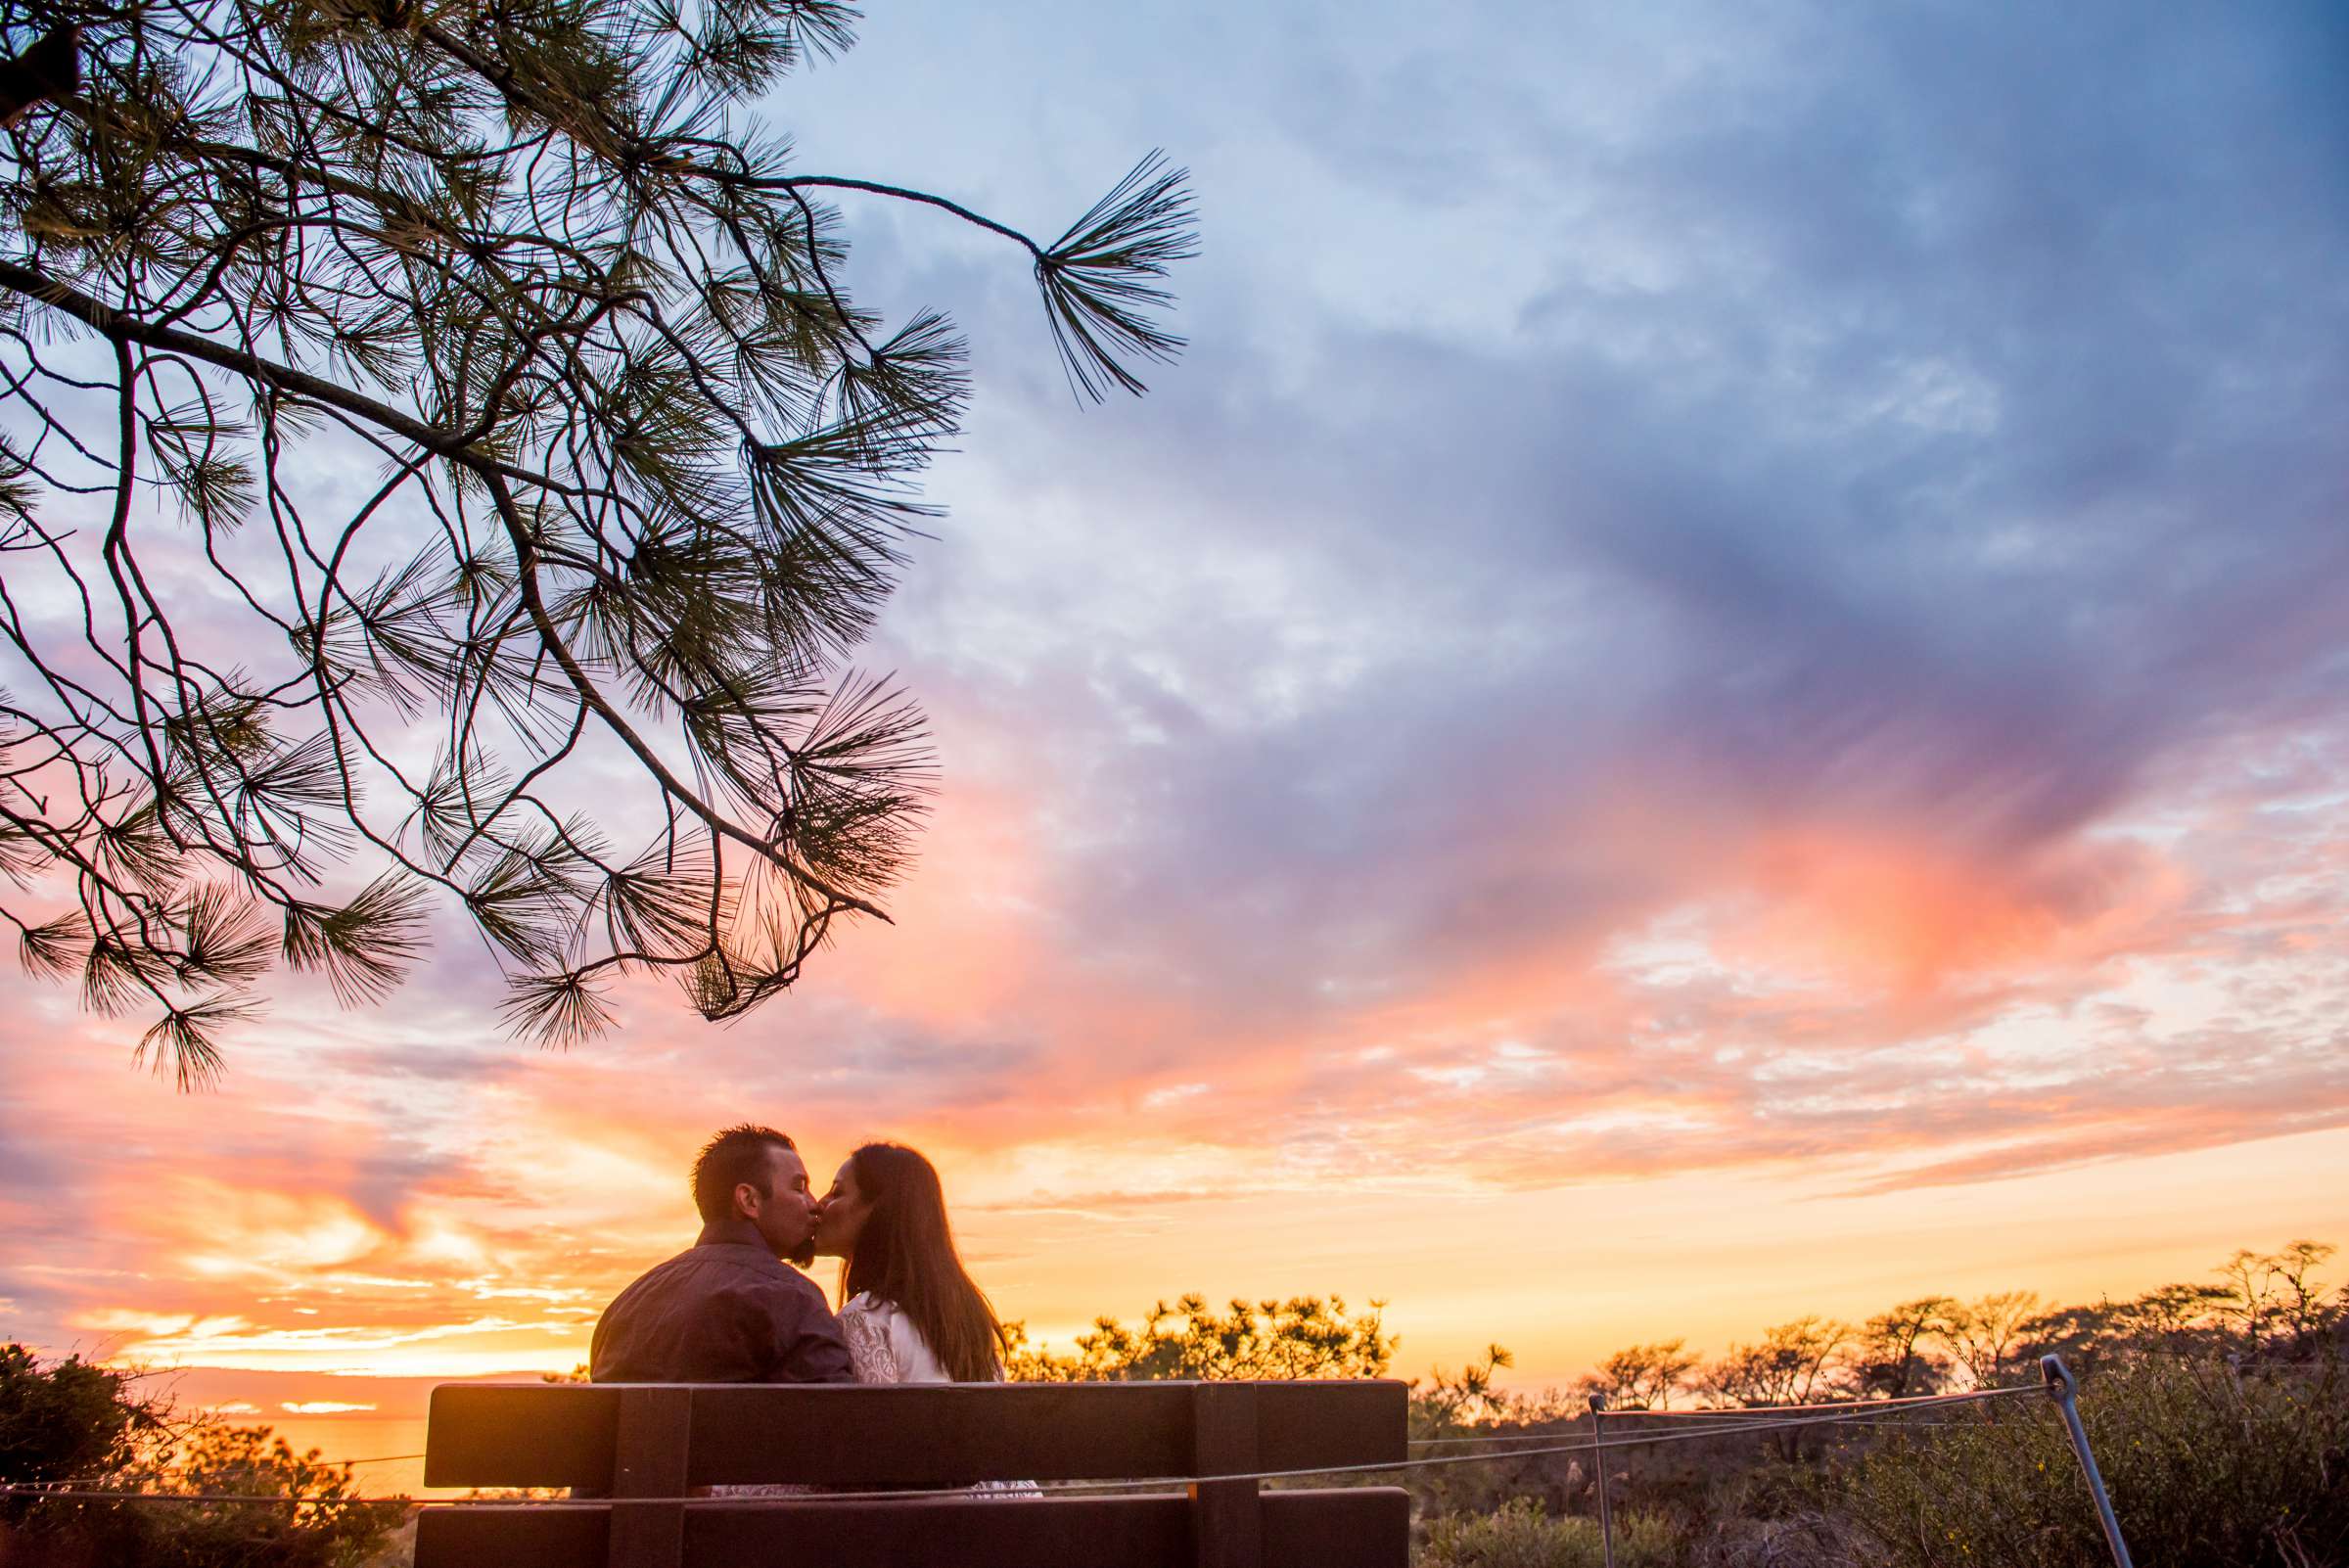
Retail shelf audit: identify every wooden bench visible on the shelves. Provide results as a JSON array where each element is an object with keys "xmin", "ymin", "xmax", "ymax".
[{"xmin": 415, "ymin": 1379, "xmax": 1410, "ymax": 1568}]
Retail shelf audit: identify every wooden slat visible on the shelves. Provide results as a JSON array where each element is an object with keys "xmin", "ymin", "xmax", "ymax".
[
  {"xmin": 425, "ymin": 1380, "xmax": 1406, "ymax": 1489},
  {"xmin": 698, "ymin": 1495, "xmax": 1192, "ymax": 1568},
  {"xmin": 1188, "ymin": 1382, "xmax": 1261, "ymax": 1568},
  {"xmin": 1263, "ymin": 1488, "xmax": 1410, "ymax": 1568},
  {"xmin": 416, "ymin": 1504, "xmax": 606, "ymax": 1568},
  {"xmin": 1257, "ymin": 1380, "xmax": 1406, "ymax": 1468},
  {"xmin": 606, "ymin": 1387, "xmax": 690, "ymax": 1568},
  {"xmin": 426, "ymin": 1383, "xmax": 616, "ymax": 1488},
  {"xmin": 416, "ymin": 1488, "xmax": 1410, "ymax": 1568},
  {"xmin": 693, "ymin": 1381, "xmax": 1189, "ymax": 1487}
]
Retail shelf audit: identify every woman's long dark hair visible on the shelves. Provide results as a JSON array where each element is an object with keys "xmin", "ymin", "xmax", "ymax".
[{"xmin": 840, "ymin": 1142, "xmax": 1006, "ymax": 1383}]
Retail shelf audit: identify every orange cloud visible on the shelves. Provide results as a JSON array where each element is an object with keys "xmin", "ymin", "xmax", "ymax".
[{"xmin": 1723, "ymin": 824, "xmax": 2188, "ymax": 997}]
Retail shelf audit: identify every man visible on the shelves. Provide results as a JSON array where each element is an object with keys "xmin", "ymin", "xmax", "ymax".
[{"xmin": 590, "ymin": 1124, "xmax": 855, "ymax": 1383}]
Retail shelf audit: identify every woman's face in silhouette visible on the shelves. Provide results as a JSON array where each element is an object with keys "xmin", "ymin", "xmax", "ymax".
[{"xmin": 813, "ymin": 1158, "xmax": 874, "ymax": 1260}]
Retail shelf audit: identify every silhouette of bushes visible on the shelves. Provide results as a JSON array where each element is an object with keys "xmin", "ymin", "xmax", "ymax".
[
  {"xmin": 0, "ymin": 1345, "xmax": 405, "ymax": 1568},
  {"xmin": 1829, "ymin": 1354, "xmax": 2349, "ymax": 1568},
  {"xmin": 1421, "ymin": 1497, "xmax": 1683, "ymax": 1568}
]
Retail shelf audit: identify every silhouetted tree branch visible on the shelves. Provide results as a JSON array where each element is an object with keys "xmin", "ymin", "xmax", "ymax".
[{"xmin": 0, "ymin": 0, "xmax": 1195, "ymax": 1082}]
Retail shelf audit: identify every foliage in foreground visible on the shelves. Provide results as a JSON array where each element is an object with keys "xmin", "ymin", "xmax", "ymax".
[
  {"xmin": 1828, "ymin": 1354, "xmax": 2349, "ymax": 1568},
  {"xmin": 0, "ymin": 1342, "xmax": 160, "ymax": 1488},
  {"xmin": 1421, "ymin": 1498, "xmax": 1683, "ymax": 1568},
  {"xmin": 0, "ymin": 1345, "xmax": 403, "ymax": 1568}
]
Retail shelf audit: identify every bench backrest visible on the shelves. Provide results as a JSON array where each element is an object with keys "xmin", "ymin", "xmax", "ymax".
[{"xmin": 415, "ymin": 1379, "xmax": 1410, "ymax": 1568}]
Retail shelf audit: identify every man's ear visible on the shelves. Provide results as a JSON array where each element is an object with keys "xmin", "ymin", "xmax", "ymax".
[{"xmin": 734, "ymin": 1180, "xmax": 760, "ymax": 1218}]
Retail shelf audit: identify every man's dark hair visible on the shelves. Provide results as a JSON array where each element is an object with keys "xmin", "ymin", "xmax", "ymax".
[{"xmin": 692, "ymin": 1125, "xmax": 797, "ymax": 1222}]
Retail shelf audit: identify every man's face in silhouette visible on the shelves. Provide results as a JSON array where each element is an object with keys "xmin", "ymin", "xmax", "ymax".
[{"xmin": 737, "ymin": 1144, "xmax": 818, "ymax": 1267}]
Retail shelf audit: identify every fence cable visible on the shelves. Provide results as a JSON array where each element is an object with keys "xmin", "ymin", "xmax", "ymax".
[
  {"xmin": 1589, "ymin": 1387, "xmax": 2018, "ymax": 1416},
  {"xmin": 1406, "ymin": 1386, "xmax": 2036, "ymax": 1447},
  {"xmin": 0, "ymin": 1451, "xmax": 431, "ymax": 1492},
  {"xmin": 0, "ymin": 1385, "xmax": 2042, "ymax": 1510},
  {"xmin": 1409, "ymin": 1415, "xmax": 1992, "ymax": 1447}
]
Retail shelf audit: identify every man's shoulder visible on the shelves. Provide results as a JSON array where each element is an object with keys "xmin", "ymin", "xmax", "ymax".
[
  {"xmin": 622, "ymin": 1242, "xmax": 829, "ymax": 1307},
  {"xmin": 732, "ymin": 1258, "xmax": 836, "ymax": 1324}
]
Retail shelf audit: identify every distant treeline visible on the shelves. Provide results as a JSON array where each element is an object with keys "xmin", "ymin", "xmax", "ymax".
[
  {"xmin": 1006, "ymin": 1240, "xmax": 2349, "ymax": 1567},
  {"xmin": 1006, "ymin": 1238, "xmax": 2344, "ymax": 1407},
  {"xmin": 1522, "ymin": 1235, "xmax": 2343, "ymax": 1414}
]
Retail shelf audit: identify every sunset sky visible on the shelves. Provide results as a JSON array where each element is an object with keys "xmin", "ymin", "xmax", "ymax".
[{"xmin": 5, "ymin": 0, "xmax": 2349, "ymax": 1425}]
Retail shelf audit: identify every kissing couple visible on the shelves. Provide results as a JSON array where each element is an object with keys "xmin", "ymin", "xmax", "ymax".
[{"xmin": 590, "ymin": 1124, "xmax": 1004, "ymax": 1386}]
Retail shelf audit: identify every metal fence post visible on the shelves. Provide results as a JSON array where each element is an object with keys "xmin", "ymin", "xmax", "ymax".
[
  {"xmin": 2041, "ymin": 1354, "xmax": 2133, "ymax": 1568},
  {"xmin": 1588, "ymin": 1393, "xmax": 1615, "ymax": 1568}
]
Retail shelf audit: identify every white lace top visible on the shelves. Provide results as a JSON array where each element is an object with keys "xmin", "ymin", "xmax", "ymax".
[
  {"xmin": 837, "ymin": 1291, "xmax": 957, "ymax": 1384},
  {"xmin": 836, "ymin": 1292, "xmax": 1036, "ymax": 1497}
]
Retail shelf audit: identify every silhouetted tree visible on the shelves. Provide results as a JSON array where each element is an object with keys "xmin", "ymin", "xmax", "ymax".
[
  {"xmin": 1579, "ymin": 1338, "xmax": 1697, "ymax": 1410},
  {"xmin": 1853, "ymin": 1296, "xmax": 1954, "ymax": 1399},
  {"xmin": 1935, "ymin": 1289, "xmax": 2040, "ymax": 1389},
  {"xmin": 2017, "ymin": 1282, "xmax": 2234, "ymax": 1373},
  {"xmin": 2013, "ymin": 1242, "xmax": 2349, "ymax": 1374},
  {"xmin": 0, "ymin": 0, "xmax": 1193, "ymax": 1082},
  {"xmin": 1004, "ymin": 1295, "xmax": 1394, "ymax": 1382},
  {"xmin": 2219, "ymin": 1239, "xmax": 2342, "ymax": 1357},
  {"xmin": 1697, "ymin": 1316, "xmax": 1852, "ymax": 1409},
  {"xmin": 1412, "ymin": 1345, "xmax": 1525, "ymax": 1427},
  {"xmin": 1696, "ymin": 1316, "xmax": 1854, "ymax": 1461}
]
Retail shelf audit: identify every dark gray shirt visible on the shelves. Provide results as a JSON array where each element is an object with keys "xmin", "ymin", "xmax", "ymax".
[{"xmin": 590, "ymin": 1220, "xmax": 856, "ymax": 1383}]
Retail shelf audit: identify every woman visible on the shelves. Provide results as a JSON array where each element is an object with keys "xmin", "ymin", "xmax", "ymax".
[{"xmin": 812, "ymin": 1141, "xmax": 1009, "ymax": 1383}]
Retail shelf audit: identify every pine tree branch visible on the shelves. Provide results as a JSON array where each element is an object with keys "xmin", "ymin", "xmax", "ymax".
[
  {"xmin": 0, "ymin": 24, "xmax": 78, "ymax": 128},
  {"xmin": 0, "ymin": 0, "xmax": 1184, "ymax": 1065},
  {"xmin": 0, "ymin": 261, "xmax": 582, "ymax": 496},
  {"xmin": 778, "ymin": 176, "xmax": 1041, "ymax": 255},
  {"xmin": 482, "ymin": 470, "xmax": 893, "ymax": 925}
]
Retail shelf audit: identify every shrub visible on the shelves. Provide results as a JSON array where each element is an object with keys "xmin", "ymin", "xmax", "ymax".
[
  {"xmin": 0, "ymin": 1344, "xmax": 406, "ymax": 1568},
  {"xmin": 1418, "ymin": 1498, "xmax": 1685, "ymax": 1568},
  {"xmin": 0, "ymin": 1345, "xmax": 164, "ymax": 1492},
  {"xmin": 1688, "ymin": 1512, "xmax": 1871, "ymax": 1568},
  {"xmin": 1834, "ymin": 1355, "xmax": 2349, "ymax": 1568}
]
